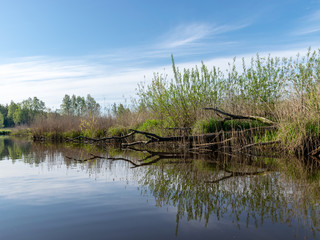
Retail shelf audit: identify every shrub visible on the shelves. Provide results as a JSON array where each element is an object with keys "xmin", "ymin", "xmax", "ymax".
[{"xmin": 107, "ymin": 125, "xmax": 129, "ymax": 137}]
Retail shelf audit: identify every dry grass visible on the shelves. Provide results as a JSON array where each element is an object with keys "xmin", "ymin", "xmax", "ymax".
[{"xmin": 31, "ymin": 113, "xmax": 115, "ymax": 139}]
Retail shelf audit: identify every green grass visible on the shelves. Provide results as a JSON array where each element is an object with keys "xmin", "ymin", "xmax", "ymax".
[
  {"xmin": 193, "ymin": 118, "xmax": 269, "ymax": 134},
  {"xmin": 0, "ymin": 129, "xmax": 11, "ymax": 135},
  {"xmin": 107, "ymin": 125, "xmax": 129, "ymax": 137}
]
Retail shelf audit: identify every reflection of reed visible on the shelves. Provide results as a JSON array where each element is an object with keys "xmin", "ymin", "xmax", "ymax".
[
  {"xmin": 2, "ymin": 137, "xmax": 320, "ymax": 238},
  {"xmin": 138, "ymin": 153, "xmax": 320, "ymax": 238}
]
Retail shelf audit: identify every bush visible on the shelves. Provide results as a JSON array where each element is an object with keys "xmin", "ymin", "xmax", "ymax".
[
  {"xmin": 107, "ymin": 125, "xmax": 129, "ymax": 137},
  {"xmin": 193, "ymin": 118, "xmax": 221, "ymax": 134}
]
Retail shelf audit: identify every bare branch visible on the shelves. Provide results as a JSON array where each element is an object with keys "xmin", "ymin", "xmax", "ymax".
[{"xmin": 203, "ymin": 107, "xmax": 276, "ymax": 125}]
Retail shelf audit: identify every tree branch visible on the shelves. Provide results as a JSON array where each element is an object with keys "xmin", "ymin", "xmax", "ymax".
[{"xmin": 203, "ymin": 107, "xmax": 276, "ymax": 125}]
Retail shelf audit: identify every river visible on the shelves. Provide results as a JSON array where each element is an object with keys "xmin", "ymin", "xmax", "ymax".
[{"xmin": 0, "ymin": 137, "xmax": 319, "ymax": 239}]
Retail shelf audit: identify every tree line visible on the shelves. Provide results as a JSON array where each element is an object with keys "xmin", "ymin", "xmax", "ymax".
[{"xmin": 0, "ymin": 94, "xmax": 100, "ymax": 128}]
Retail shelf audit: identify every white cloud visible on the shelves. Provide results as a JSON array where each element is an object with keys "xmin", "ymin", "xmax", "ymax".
[
  {"xmin": 157, "ymin": 22, "xmax": 249, "ymax": 50},
  {"xmin": 159, "ymin": 23, "xmax": 213, "ymax": 48},
  {"xmin": 0, "ymin": 55, "xmax": 170, "ymax": 110}
]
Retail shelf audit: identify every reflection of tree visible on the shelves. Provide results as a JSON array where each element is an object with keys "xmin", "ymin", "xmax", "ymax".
[
  {"xmin": 0, "ymin": 137, "xmax": 31, "ymax": 161},
  {"xmin": 1, "ymin": 138, "xmax": 320, "ymax": 238},
  {"xmin": 139, "ymin": 156, "xmax": 320, "ymax": 237}
]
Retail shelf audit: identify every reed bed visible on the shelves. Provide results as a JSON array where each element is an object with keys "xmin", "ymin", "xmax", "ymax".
[{"xmin": 25, "ymin": 48, "xmax": 320, "ymax": 156}]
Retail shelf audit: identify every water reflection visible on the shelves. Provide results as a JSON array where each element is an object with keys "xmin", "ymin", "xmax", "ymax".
[{"xmin": 0, "ymin": 137, "xmax": 319, "ymax": 239}]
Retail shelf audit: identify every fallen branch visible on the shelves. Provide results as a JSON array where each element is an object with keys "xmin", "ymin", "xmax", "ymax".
[
  {"xmin": 191, "ymin": 137, "xmax": 235, "ymax": 150},
  {"xmin": 203, "ymin": 107, "xmax": 276, "ymax": 125},
  {"xmin": 239, "ymin": 140, "xmax": 281, "ymax": 150},
  {"xmin": 310, "ymin": 146, "xmax": 320, "ymax": 157},
  {"xmin": 122, "ymin": 140, "xmax": 152, "ymax": 147},
  {"xmin": 66, "ymin": 131, "xmax": 135, "ymax": 143}
]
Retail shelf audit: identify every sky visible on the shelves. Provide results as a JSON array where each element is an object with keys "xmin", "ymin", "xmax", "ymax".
[{"xmin": 0, "ymin": 0, "xmax": 319, "ymax": 110}]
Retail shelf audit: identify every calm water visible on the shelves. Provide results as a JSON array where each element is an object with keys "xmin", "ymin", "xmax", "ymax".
[{"xmin": 0, "ymin": 137, "xmax": 319, "ymax": 240}]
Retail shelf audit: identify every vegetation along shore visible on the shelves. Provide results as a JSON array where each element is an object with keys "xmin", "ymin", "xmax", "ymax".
[{"xmin": 1, "ymin": 48, "xmax": 320, "ymax": 159}]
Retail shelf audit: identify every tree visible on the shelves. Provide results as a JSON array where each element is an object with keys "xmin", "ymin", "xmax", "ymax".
[
  {"xmin": 112, "ymin": 103, "xmax": 130, "ymax": 117},
  {"xmin": 60, "ymin": 94, "xmax": 73, "ymax": 115},
  {"xmin": 60, "ymin": 94, "xmax": 100, "ymax": 116},
  {"xmin": 13, "ymin": 105, "xmax": 23, "ymax": 125},
  {"xmin": 7, "ymin": 101, "xmax": 17, "ymax": 119},
  {"xmin": 0, "ymin": 113, "xmax": 4, "ymax": 128},
  {"xmin": 85, "ymin": 94, "xmax": 100, "ymax": 116},
  {"xmin": 31, "ymin": 97, "xmax": 46, "ymax": 112},
  {"xmin": 76, "ymin": 96, "xmax": 86, "ymax": 116}
]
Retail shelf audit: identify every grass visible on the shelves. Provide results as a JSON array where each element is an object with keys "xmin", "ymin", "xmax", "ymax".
[{"xmin": 0, "ymin": 129, "xmax": 12, "ymax": 135}]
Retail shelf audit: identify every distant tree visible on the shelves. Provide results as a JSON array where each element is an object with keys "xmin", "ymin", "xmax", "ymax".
[
  {"xmin": 0, "ymin": 113, "xmax": 4, "ymax": 128},
  {"xmin": 13, "ymin": 105, "xmax": 23, "ymax": 125},
  {"xmin": 0, "ymin": 104, "xmax": 9, "ymax": 127},
  {"xmin": 31, "ymin": 97, "xmax": 46, "ymax": 112},
  {"xmin": 112, "ymin": 103, "xmax": 130, "ymax": 117},
  {"xmin": 7, "ymin": 101, "xmax": 17, "ymax": 119},
  {"xmin": 85, "ymin": 94, "xmax": 100, "ymax": 116},
  {"xmin": 5, "ymin": 97, "xmax": 47, "ymax": 126},
  {"xmin": 76, "ymin": 96, "xmax": 86, "ymax": 116},
  {"xmin": 60, "ymin": 94, "xmax": 73, "ymax": 115},
  {"xmin": 60, "ymin": 94, "xmax": 100, "ymax": 116}
]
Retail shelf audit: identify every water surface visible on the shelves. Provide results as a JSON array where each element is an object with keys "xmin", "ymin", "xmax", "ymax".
[{"xmin": 0, "ymin": 137, "xmax": 319, "ymax": 239}]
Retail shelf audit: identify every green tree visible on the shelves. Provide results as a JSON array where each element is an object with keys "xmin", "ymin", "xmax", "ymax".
[
  {"xmin": 76, "ymin": 96, "xmax": 86, "ymax": 116},
  {"xmin": 0, "ymin": 113, "xmax": 4, "ymax": 128},
  {"xmin": 85, "ymin": 94, "xmax": 100, "ymax": 116},
  {"xmin": 7, "ymin": 101, "xmax": 18, "ymax": 126},
  {"xmin": 60, "ymin": 94, "xmax": 73, "ymax": 115},
  {"xmin": 60, "ymin": 94, "xmax": 100, "ymax": 116},
  {"xmin": 13, "ymin": 105, "xmax": 23, "ymax": 125},
  {"xmin": 112, "ymin": 103, "xmax": 130, "ymax": 117}
]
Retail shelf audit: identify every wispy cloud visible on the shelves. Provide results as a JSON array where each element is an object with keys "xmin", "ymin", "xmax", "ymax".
[
  {"xmin": 0, "ymin": 55, "xmax": 169, "ymax": 110},
  {"xmin": 294, "ymin": 9, "xmax": 320, "ymax": 35},
  {"xmin": 157, "ymin": 22, "xmax": 249, "ymax": 50},
  {"xmin": 159, "ymin": 23, "xmax": 213, "ymax": 48}
]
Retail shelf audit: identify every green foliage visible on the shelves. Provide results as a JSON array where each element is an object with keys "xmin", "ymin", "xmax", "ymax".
[
  {"xmin": 193, "ymin": 118, "xmax": 267, "ymax": 134},
  {"xmin": 0, "ymin": 129, "xmax": 11, "ymax": 135},
  {"xmin": 137, "ymin": 55, "xmax": 224, "ymax": 127},
  {"xmin": 107, "ymin": 125, "xmax": 128, "ymax": 137},
  {"xmin": 80, "ymin": 115, "xmax": 97, "ymax": 138},
  {"xmin": 112, "ymin": 103, "xmax": 130, "ymax": 117},
  {"xmin": 4, "ymin": 97, "xmax": 47, "ymax": 126},
  {"xmin": 137, "ymin": 53, "xmax": 289, "ymax": 128},
  {"xmin": 237, "ymin": 54, "xmax": 285, "ymax": 112},
  {"xmin": 138, "ymin": 119, "xmax": 161, "ymax": 132},
  {"xmin": 60, "ymin": 94, "xmax": 100, "ymax": 116},
  {"xmin": 136, "ymin": 119, "xmax": 166, "ymax": 137},
  {"xmin": 306, "ymin": 120, "xmax": 320, "ymax": 137},
  {"xmin": 193, "ymin": 118, "xmax": 221, "ymax": 134},
  {"xmin": 285, "ymin": 48, "xmax": 320, "ymax": 109},
  {"xmin": 254, "ymin": 130, "xmax": 278, "ymax": 143},
  {"xmin": 0, "ymin": 113, "xmax": 4, "ymax": 128},
  {"xmin": 222, "ymin": 119, "xmax": 266, "ymax": 131}
]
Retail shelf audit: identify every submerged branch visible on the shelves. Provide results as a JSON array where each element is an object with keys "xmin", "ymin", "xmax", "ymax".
[{"xmin": 239, "ymin": 140, "xmax": 281, "ymax": 151}]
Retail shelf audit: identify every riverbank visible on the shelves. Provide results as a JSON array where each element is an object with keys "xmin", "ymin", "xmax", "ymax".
[{"xmin": 7, "ymin": 48, "xmax": 320, "ymax": 159}]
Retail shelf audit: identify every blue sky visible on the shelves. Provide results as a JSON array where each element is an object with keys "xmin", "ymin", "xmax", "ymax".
[{"xmin": 0, "ymin": 0, "xmax": 319, "ymax": 110}]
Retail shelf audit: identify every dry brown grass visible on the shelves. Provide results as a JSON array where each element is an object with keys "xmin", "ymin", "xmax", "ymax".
[{"xmin": 31, "ymin": 113, "xmax": 115, "ymax": 139}]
